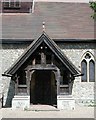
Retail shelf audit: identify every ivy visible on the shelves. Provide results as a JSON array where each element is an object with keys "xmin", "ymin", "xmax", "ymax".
[{"xmin": 89, "ymin": 1, "xmax": 96, "ymax": 20}]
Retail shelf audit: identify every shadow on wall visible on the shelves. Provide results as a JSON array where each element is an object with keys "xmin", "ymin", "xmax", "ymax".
[{"xmin": 4, "ymin": 80, "xmax": 15, "ymax": 107}]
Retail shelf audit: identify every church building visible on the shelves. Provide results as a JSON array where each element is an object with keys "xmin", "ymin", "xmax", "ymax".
[{"xmin": 0, "ymin": 0, "xmax": 96, "ymax": 110}]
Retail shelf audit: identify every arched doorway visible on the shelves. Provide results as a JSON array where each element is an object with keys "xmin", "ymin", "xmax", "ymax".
[{"xmin": 30, "ymin": 70, "xmax": 57, "ymax": 105}]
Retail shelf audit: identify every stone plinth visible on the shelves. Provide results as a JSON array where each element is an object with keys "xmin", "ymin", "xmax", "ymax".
[
  {"xmin": 57, "ymin": 95, "xmax": 75, "ymax": 110},
  {"xmin": 12, "ymin": 95, "xmax": 30, "ymax": 110}
]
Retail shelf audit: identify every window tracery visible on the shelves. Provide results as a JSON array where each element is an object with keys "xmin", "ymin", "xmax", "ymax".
[{"xmin": 81, "ymin": 52, "xmax": 95, "ymax": 82}]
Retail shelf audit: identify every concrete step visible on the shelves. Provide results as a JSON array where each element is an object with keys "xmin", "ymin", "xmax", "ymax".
[{"xmin": 28, "ymin": 105, "xmax": 59, "ymax": 111}]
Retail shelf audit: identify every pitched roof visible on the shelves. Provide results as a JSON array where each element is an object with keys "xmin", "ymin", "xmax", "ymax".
[
  {"xmin": 3, "ymin": 32, "xmax": 81, "ymax": 77},
  {"xmin": 2, "ymin": 2, "xmax": 95, "ymax": 40}
]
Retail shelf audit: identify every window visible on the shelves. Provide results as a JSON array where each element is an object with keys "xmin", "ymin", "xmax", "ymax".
[
  {"xmin": 3, "ymin": 0, "xmax": 9, "ymax": 8},
  {"xmin": 89, "ymin": 60, "xmax": 95, "ymax": 82},
  {"xmin": 3, "ymin": 0, "xmax": 20, "ymax": 8},
  {"xmin": 81, "ymin": 60, "xmax": 87, "ymax": 82},
  {"xmin": 81, "ymin": 52, "xmax": 95, "ymax": 82}
]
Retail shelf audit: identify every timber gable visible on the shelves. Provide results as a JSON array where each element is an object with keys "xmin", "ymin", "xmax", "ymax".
[{"xmin": 3, "ymin": 32, "xmax": 81, "ymax": 77}]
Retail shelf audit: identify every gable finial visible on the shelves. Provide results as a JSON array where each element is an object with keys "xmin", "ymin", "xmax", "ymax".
[{"xmin": 42, "ymin": 22, "xmax": 45, "ymax": 32}]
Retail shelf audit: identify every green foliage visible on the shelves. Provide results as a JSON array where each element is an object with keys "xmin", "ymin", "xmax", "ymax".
[
  {"xmin": 89, "ymin": 1, "xmax": 96, "ymax": 20},
  {"xmin": 88, "ymin": 100, "xmax": 96, "ymax": 107},
  {"xmin": 90, "ymin": 1, "xmax": 96, "ymax": 10}
]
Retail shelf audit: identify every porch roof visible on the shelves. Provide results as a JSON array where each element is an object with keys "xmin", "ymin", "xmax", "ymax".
[{"xmin": 3, "ymin": 32, "xmax": 81, "ymax": 77}]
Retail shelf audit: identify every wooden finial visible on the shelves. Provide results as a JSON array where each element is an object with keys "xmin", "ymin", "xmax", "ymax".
[{"xmin": 42, "ymin": 22, "xmax": 45, "ymax": 32}]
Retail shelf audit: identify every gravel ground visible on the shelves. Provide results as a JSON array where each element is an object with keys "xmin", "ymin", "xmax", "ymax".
[{"xmin": 0, "ymin": 105, "xmax": 95, "ymax": 119}]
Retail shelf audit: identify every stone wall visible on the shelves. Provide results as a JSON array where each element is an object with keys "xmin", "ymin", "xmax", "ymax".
[
  {"xmin": 1, "ymin": 42, "xmax": 96, "ymax": 107},
  {"xmin": 60, "ymin": 43, "xmax": 96, "ymax": 106},
  {"xmin": 1, "ymin": 43, "xmax": 29, "ymax": 106}
]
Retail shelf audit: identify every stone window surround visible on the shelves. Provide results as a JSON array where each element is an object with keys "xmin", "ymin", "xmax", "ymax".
[{"xmin": 81, "ymin": 51, "xmax": 95, "ymax": 82}]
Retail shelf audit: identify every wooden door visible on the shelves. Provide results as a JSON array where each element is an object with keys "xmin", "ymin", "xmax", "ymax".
[{"xmin": 35, "ymin": 70, "xmax": 51, "ymax": 104}]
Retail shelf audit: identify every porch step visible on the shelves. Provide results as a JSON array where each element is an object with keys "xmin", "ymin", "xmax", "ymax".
[{"xmin": 28, "ymin": 105, "xmax": 59, "ymax": 111}]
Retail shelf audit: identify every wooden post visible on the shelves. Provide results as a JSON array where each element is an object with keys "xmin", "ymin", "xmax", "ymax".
[
  {"xmin": 32, "ymin": 59, "xmax": 36, "ymax": 65},
  {"xmin": 51, "ymin": 54, "xmax": 54, "ymax": 65},
  {"xmin": 57, "ymin": 69, "xmax": 60, "ymax": 95},
  {"xmin": 41, "ymin": 52, "xmax": 46, "ymax": 65},
  {"xmin": 15, "ymin": 75, "xmax": 19, "ymax": 95},
  {"xmin": 25, "ymin": 70, "xmax": 30, "ymax": 95},
  {"xmin": 54, "ymin": 68, "xmax": 60, "ymax": 95},
  {"xmin": 68, "ymin": 74, "xmax": 74, "ymax": 95}
]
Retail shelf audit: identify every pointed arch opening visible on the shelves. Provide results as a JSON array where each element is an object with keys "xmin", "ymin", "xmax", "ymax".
[
  {"xmin": 81, "ymin": 52, "xmax": 95, "ymax": 82},
  {"xmin": 89, "ymin": 60, "xmax": 95, "ymax": 82},
  {"xmin": 81, "ymin": 60, "xmax": 87, "ymax": 82}
]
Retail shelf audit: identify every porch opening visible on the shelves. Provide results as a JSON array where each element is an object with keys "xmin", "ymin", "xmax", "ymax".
[{"xmin": 30, "ymin": 70, "xmax": 57, "ymax": 105}]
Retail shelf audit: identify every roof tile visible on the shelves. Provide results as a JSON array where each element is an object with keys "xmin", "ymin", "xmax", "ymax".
[{"xmin": 2, "ymin": 2, "xmax": 95, "ymax": 40}]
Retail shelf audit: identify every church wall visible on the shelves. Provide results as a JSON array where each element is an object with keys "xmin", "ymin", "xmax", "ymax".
[
  {"xmin": 1, "ymin": 44, "xmax": 29, "ymax": 106},
  {"xmin": 60, "ymin": 43, "xmax": 95, "ymax": 106},
  {"xmin": 1, "ymin": 42, "xmax": 95, "ymax": 106}
]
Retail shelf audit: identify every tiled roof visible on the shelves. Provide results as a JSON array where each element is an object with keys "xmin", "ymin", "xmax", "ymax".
[{"xmin": 2, "ymin": 2, "xmax": 95, "ymax": 40}]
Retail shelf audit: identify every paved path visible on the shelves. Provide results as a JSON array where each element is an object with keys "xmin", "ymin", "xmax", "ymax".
[{"xmin": 0, "ymin": 105, "xmax": 95, "ymax": 119}]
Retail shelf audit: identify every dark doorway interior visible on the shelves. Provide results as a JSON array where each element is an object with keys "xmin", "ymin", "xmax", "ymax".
[
  {"xmin": 30, "ymin": 70, "xmax": 53, "ymax": 105},
  {"xmin": 35, "ymin": 70, "xmax": 51, "ymax": 104}
]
